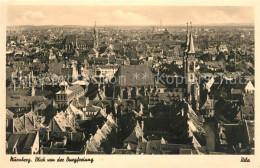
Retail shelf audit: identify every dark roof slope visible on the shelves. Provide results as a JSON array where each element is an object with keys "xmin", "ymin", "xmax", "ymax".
[{"xmin": 117, "ymin": 65, "xmax": 154, "ymax": 87}]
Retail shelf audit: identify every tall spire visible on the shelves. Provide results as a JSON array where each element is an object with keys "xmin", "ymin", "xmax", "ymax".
[
  {"xmin": 188, "ymin": 22, "xmax": 195, "ymax": 54},
  {"xmin": 94, "ymin": 21, "xmax": 97, "ymax": 35},
  {"xmin": 185, "ymin": 22, "xmax": 190, "ymax": 52},
  {"xmin": 94, "ymin": 21, "xmax": 98, "ymax": 49}
]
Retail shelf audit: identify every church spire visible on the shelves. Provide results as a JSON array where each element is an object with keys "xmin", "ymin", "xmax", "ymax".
[
  {"xmin": 94, "ymin": 21, "xmax": 98, "ymax": 49},
  {"xmin": 94, "ymin": 21, "xmax": 97, "ymax": 35},
  {"xmin": 185, "ymin": 22, "xmax": 190, "ymax": 53},
  {"xmin": 188, "ymin": 22, "xmax": 195, "ymax": 54}
]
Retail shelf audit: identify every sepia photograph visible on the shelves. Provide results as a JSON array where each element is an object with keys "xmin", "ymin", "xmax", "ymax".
[{"xmin": 1, "ymin": 0, "xmax": 259, "ymax": 167}]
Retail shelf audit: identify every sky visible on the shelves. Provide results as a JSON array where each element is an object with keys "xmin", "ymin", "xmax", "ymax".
[{"xmin": 7, "ymin": 6, "xmax": 254, "ymax": 26}]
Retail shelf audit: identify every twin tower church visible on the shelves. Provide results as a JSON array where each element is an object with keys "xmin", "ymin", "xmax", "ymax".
[{"xmin": 113, "ymin": 22, "xmax": 200, "ymax": 111}]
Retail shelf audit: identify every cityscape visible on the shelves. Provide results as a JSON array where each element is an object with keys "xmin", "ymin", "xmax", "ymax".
[{"xmin": 5, "ymin": 6, "xmax": 254, "ymax": 155}]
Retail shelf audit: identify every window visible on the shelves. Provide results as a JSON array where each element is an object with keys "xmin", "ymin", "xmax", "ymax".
[{"xmin": 189, "ymin": 62, "xmax": 194, "ymax": 71}]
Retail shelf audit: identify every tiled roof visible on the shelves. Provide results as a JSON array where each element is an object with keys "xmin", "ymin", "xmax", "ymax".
[
  {"xmin": 145, "ymin": 140, "xmax": 161, "ymax": 154},
  {"xmin": 23, "ymin": 133, "xmax": 37, "ymax": 152},
  {"xmin": 6, "ymin": 134, "xmax": 20, "ymax": 152},
  {"xmin": 48, "ymin": 61, "xmax": 63, "ymax": 75},
  {"xmin": 66, "ymin": 104, "xmax": 84, "ymax": 119},
  {"xmin": 243, "ymin": 93, "xmax": 254, "ymax": 106},
  {"xmin": 13, "ymin": 111, "xmax": 41, "ymax": 132},
  {"xmin": 62, "ymin": 35, "xmax": 77, "ymax": 45},
  {"xmin": 61, "ymin": 68, "xmax": 73, "ymax": 76},
  {"xmin": 68, "ymin": 84, "xmax": 84, "ymax": 93},
  {"xmin": 124, "ymin": 121, "xmax": 143, "ymax": 144},
  {"xmin": 241, "ymin": 106, "xmax": 254, "ymax": 118},
  {"xmin": 6, "ymin": 132, "xmax": 38, "ymax": 154},
  {"xmin": 7, "ymin": 95, "xmax": 30, "ymax": 108},
  {"xmin": 85, "ymin": 114, "xmax": 117, "ymax": 153},
  {"xmin": 53, "ymin": 111, "xmax": 75, "ymax": 132},
  {"xmin": 7, "ymin": 95, "xmax": 47, "ymax": 109},
  {"xmin": 78, "ymin": 37, "xmax": 94, "ymax": 47},
  {"xmin": 117, "ymin": 65, "xmax": 154, "ymax": 87},
  {"xmin": 6, "ymin": 109, "xmax": 14, "ymax": 119},
  {"xmin": 56, "ymin": 84, "xmax": 84, "ymax": 95}
]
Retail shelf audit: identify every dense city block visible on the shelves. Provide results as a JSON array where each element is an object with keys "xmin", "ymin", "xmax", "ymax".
[{"xmin": 6, "ymin": 22, "xmax": 254, "ymax": 154}]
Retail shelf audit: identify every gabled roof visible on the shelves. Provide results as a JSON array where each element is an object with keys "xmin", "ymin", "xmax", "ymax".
[
  {"xmin": 6, "ymin": 109, "xmax": 14, "ymax": 119},
  {"xmin": 52, "ymin": 111, "xmax": 75, "ymax": 132},
  {"xmin": 123, "ymin": 121, "xmax": 144, "ymax": 144},
  {"xmin": 85, "ymin": 114, "xmax": 117, "ymax": 153},
  {"xmin": 66, "ymin": 104, "xmax": 84, "ymax": 119},
  {"xmin": 13, "ymin": 111, "xmax": 41, "ymax": 132},
  {"xmin": 6, "ymin": 132, "xmax": 38, "ymax": 154},
  {"xmin": 23, "ymin": 133, "xmax": 37, "ymax": 152}
]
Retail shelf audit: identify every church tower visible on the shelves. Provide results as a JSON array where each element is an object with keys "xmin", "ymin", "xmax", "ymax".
[
  {"xmin": 183, "ymin": 22, "xmax": 189, "ymax": 76},
  {"xmin": 94, "ymin": 21, "xmax": 98, "ymax": 49},
  {"xmin": 183, "ymin": 22, "xmax": 200, "ymax": 111},
  {"xmin": 186, "ymin": 22, "xmax": 196, "ymax": 94}
]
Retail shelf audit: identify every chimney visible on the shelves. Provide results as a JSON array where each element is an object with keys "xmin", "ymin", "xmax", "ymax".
[
  {"xmin": 84, "ymin": 148, "xmax": 88, "ymax": 155},
  {"xmin": 63, "ymin": 136, "xmax": 67, "ymax": 146},
  {"xmin": 13, "ymin": 81, "xmax": 16, "ymax": 91},
  {"xmin": 33, "ymin": 116, "xmax": 36, "ymax": 129},
  {"xmin": 73, "ymin": 118, "xmax": 76, "ymax": 128},
  {"xmin": 139, "ymin": 103, "xmax": 143, "ymax": 115},
  {"xmin": 31, "ymin": 85, "xmax": 35, "ymax": 96},
  {"xmin": 40, "ymin": 145, "xmax": 44, "ymax": 154},
  {"xmin": 98, "ymin": 83, "xmax": 100, "ymax": 92},
  {"xmin": 24, "ymin": 114, "xmax": 26, "ymax": 130},
  {"xmin": 181, "ymin": 108, "xmax": 185, "ymax": 116},
  {"xmin": 70, "ymin": 132, "xmax": 73, "ymax": 141},
  {"xmin": 86, "ymin": 97, "xmax": 89, "ymax": 106},
  {"xmin": 112, "ymin": 147, "xmax": 116, "ymax": 154},
  {"xmin": 47, "ymin": 130, "xmax": 50, "ymax": 141},
  {"xmin": 102, "ymin": 84, "xmax": 106, "ymax": 92},
  {"xmin": 12, "ymin": 119, "xmax": 15, "ymax": 133},
  {"xmin": 14, "ymin": 147, "xmax": 18, "ymax": 154},
  {"xmin": 127, "ymin": 87, "xmax": 131, "ymax": 99}
]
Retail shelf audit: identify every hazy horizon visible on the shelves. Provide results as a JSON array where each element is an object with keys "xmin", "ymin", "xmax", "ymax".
[{"xmin": 7, "ymin": 6, "xmax": 254, "ymax": 26}]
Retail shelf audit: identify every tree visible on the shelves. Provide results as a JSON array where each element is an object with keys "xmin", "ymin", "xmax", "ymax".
[{"xmin": 42, "ymin": 104, "xmax": 57, "ymax": 124}]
